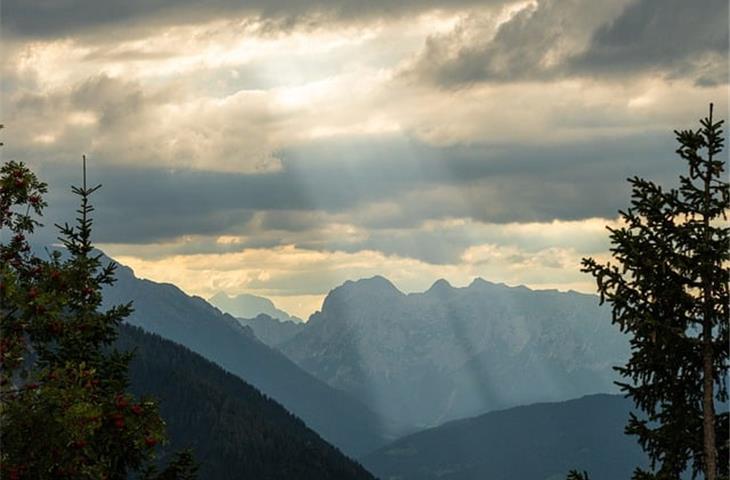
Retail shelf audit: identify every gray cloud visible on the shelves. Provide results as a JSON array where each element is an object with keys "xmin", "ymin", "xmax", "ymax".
[
  {"xmin": 26, "ymin": 132, "xmax": 681, "ymax": 251},
  {"xmin": 1, "ymin": 0, "xmax": 508, "ymax": 39},
  {"xmin": 407, "ymin": 0, "xmax": 728, "ymax": 86},
  {"xmin": 5, "ymin": 66, "xmax": 711, "ymax": 259},
  {"xmin": 573, "ymin": 0, "xmax": 729, "ymax": 86},
  {"xmin": 4, "ymin": 74, "xmax": 282, "ymax": 174}
]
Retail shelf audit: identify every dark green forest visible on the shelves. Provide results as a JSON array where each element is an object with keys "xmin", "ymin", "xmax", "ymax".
[{"xmin": 118, "ymin": 324, "xmax": 374, "ymax": 480}]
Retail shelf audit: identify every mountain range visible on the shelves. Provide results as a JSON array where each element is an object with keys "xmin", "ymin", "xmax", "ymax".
[
  {"xmin": 209, "ymin": 292, "xmax": 303, "ymax": 324},
  {"xmin": 103, "ymin": 262, "xmax": 399, "ymax": 457},
  {"xmin": 281, "ymin": 276, "xmax": 629, "ymax": 428},
  {"xmin": 237, "ymin": 313, "xmax": 305, "ymax": 347},
  {"xmin": 119, "ymin": 314, "xmax": 647, "ymax": 480},
  {"xmin": 100, "ymin": 254, "xmax": 640, "ymax": 477}
]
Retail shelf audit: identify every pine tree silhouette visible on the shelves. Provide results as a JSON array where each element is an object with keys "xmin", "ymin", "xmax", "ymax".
[{"xmin": 576, "ymin": 104, "xmax": 729, "ymax": 479}]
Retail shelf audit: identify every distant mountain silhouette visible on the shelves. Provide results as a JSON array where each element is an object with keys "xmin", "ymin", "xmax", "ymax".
[
  {"xmin": 209, "ymin": 292, "xmax": 303, "ymax": 323},
  {"xmin": 238, "ymin": 313, "xmax": 305, "ymax": 347},
  {"xmin": 119, "ymin": 324, "xmax": 375, "ymax": 479},
  {"xmin": 362, "ymin": 394, "xmax": 647, "ymax": 480},
  {"xmin": 102, "ymin": 261, "xmax": 398, "ymax": 457},
  {"xmin": 282, "ymin": 276, "xmax": 629, "ymax": 428}
]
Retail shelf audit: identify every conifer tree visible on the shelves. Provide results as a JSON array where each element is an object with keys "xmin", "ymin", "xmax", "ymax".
[
  {"xmin": 0, "ymin": 155, "xmax": 196, "ymax": 479},
  {"xmin": 580, "ymin": 105, "xmax": 729, "ymax": 479}
]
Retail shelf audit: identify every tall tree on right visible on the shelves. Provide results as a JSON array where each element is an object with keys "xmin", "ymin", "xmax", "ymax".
[{"xmin": 582, "ymin": 104, "xmax": 728, "ymax": 480}]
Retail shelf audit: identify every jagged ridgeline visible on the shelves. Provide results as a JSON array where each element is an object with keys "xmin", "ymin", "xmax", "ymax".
[
  {"xmin": 102, "ymin": 260, "xmax": 395, "ymax": 457},
  {"xmin": 281, "ymin": 276, "xmax": 629, "ymax": 428},
  {"xmin": 117, "ymin": 324, "xmax": 375, "ymax": 480}
]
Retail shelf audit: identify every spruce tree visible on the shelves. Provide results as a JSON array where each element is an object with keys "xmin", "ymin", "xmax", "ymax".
[
  {"xmin": 0, "ymin": 156, "xmax": 196, "ymax": 479},
  {"xmin": 580, "ymin": 105, "xmax": 728, "ymax": 479}
]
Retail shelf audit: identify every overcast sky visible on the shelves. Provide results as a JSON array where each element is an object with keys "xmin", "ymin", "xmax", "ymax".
[{"xmin": 1, "ymin": 0, "xmax": 727, "ymax": 317}]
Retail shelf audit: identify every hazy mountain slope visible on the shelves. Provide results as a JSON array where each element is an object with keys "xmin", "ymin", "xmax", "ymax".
[
  {"xmin": 209, "ymin": 292, "xmax": 303, "ymax": 323},
  {"xmin": 238, "ymin": 313, "xmax": 305, "ymax": 347},
  {"xmin": 102, "ymin": 262, "xmax": 394, "ymax": 457},
  {"xmin": 282, "ymin": 276, "xmax": 628, "ymax": 428},
  {"xmin": 119, "ymin": 325, "xmax": 375, "ymax": 480},
  {"xmin": 362, "ymin": 394, "xmax": 647, "ymax": 480}
]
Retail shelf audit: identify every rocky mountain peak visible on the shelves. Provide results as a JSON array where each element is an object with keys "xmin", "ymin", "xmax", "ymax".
[{"xmin": 425, "ymin": 278, "xmax": 454, "ymax": 295}]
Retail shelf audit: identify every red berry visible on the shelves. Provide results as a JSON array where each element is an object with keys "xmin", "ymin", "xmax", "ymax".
[
  {"xmin": 144, "ymin": 437, "xmax": 157, "ymax": 447},
  {"xmin": 115, "ymin": 394, "xmax": 129, "ymax": 409},
  {"xmin": 130, "ymin": 404, "xmax": 143, "ymax": 415},
  {"xmin": 109, "ymin": 411, "xmax": 125, "ymax": 429}
]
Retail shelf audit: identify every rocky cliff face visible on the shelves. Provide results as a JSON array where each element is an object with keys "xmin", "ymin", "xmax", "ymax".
[{"xmin": 282, "ymin": 276, "xmax": 628, "ymax": 428}]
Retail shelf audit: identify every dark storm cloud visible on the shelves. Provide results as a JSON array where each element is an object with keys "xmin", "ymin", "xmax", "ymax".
[
  {"xmin": 32, "ymin": 132, "xmax": 681, "ymax": 247},
  {"xmin": 573, "ymin": 0, "xmax": 729, "ymax": 86},
  {"xmin": 409, "ymin": 0, "xmax": 728, "ymax": 87},
  {"xmin": 1, "ymin": 0, "xmax": 508, "ymax": 39}
]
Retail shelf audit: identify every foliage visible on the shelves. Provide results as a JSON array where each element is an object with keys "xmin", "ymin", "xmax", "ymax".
[
  {"xmin": 579, "ymin": 105, "xmax": 729, "ymax": 479},
  {"xmin": 0, "ymin": 158, "xmax": 196, "ymax": 479}
]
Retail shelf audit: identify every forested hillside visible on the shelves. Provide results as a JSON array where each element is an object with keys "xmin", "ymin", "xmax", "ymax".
[
  {"xmin": 118, "ymin": 324, "xmax": 375, "ymax": 479},
  {"xmin": 363, "ymin": 394, "xmax": 647, "ymax": 480}
]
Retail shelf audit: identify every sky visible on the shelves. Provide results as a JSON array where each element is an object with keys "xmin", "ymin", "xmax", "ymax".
[{"xmin": 1, "ymin": 0, "xmax": 728, "ymax": 318}]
